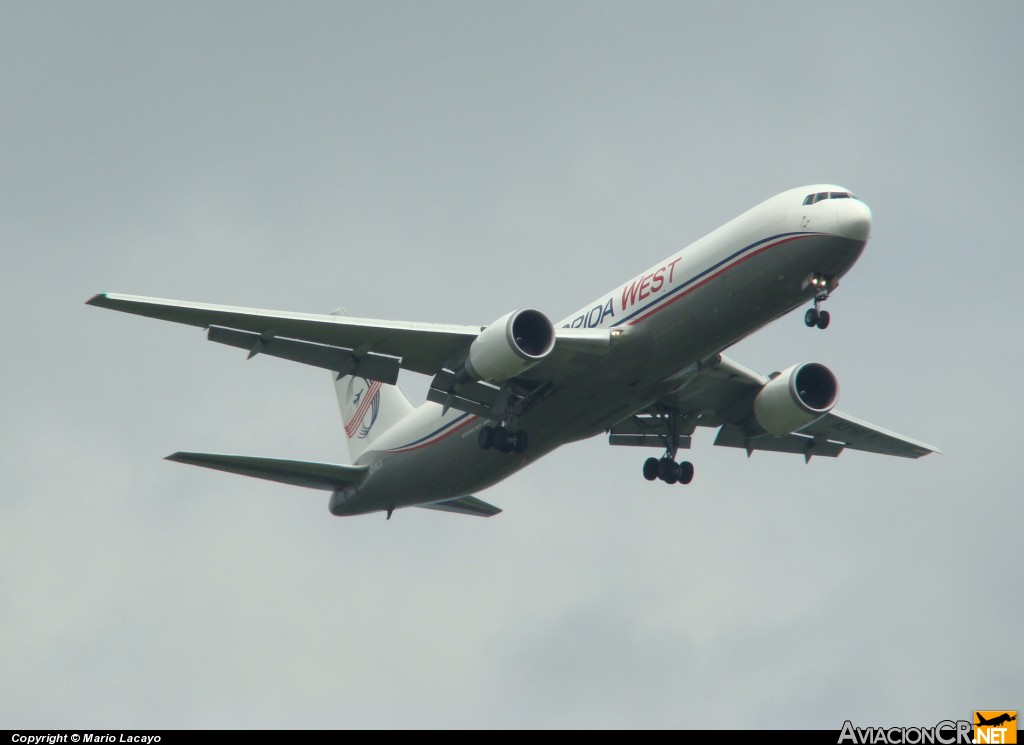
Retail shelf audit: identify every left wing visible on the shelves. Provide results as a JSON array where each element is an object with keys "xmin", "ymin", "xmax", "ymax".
[{"xmin": 608, "ymin": 353, "xmax": 939, "ymax": 460}]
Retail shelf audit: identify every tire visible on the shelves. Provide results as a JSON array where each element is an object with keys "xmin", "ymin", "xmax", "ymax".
[
  {"xmin": 804, "ymin": 308, "xmax": 818, "ymax": 327},
  {"xmin": 659, "ymin": 458, "xmax": 680, "ymax": 484},
  {"xmin": 678, "ymin": 461, "xmax": 694, "ymax": 485},
  {"xmin": 513, "ymin": 430, "xmax": 529, "ymax": 454},
  {"xmin": 642, "ymin": 457, "xmax": 660, "ymax": 481},
  {"xmin": 478, "ymin": 426, "xmax": 495, "ymax": 450},
  {"xmin": 816, "ymin": 310, "xmax": 831, "ymax": 329}
]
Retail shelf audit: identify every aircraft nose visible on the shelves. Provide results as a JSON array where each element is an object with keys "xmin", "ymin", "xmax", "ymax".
[{"xmin": 833, "ymin": 199, "xmax": 872, "ymax": 241}]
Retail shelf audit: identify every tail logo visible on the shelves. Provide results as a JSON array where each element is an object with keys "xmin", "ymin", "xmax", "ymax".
[{"xmin": 344, "ymin": 378, "xmax": 382, "ymax": 440}]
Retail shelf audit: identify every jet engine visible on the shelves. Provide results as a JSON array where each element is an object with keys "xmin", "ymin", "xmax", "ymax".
[
  {"xmin": 753, "ymin": 362, "xmax": 839, "ymax": 435},
  {"xmin": 464, "ymin": 309, "xmax": 555, "ymax": 383}
]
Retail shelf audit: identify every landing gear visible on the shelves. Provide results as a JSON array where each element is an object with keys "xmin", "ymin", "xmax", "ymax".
[
  {"xmin": 478, "ymin": 424, "xmax": 529, "ymax": 455},
  {"xmin": 804, "ymin": 308, "xmax": 830, "ymax": 329},
  {"xmin": 641, "ymin": 455, "xmax": 695, "ymax": 485},
  {"xmin": 805, "ymin": 274, "xmax": 834, "ymax": 330},
  {"xmin": 642, "ymin": 457, "xmax": 660, "ymax": 481},
  {"xmin": 640, "ymin": 407, "xmax": 695, "ymax": 485}
]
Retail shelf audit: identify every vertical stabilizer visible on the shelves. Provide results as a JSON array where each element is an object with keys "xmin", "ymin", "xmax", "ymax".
[{"xmin": 330, "ymin": 308, "xmax": 414, "ymax": 460}]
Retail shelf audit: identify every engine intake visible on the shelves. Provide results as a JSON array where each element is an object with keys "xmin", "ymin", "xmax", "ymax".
[
  {"xmin": 464, "ymin": 309, "xmax": 555, "ymax": 383},
  {"xmin": 753, "ymin": 362, "xmax": 839, "ymax": 435}
]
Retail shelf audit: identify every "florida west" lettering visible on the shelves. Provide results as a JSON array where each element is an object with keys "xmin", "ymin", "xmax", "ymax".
[{"xmin": 620, "ymin": 258, "xmax": 681, "ymax": 311}]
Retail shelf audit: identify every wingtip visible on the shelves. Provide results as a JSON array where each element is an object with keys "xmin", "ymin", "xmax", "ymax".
[{"xmin": 86, "ymin": 292, "xmax": 109, "ymax": 307}]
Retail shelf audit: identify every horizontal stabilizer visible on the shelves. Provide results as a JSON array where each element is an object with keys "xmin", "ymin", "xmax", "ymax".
[
  {"xmin": 416, "ymin": 495, "xmax": 502, "ymax": 517},
  {"xmin": 166, "ymin": 452, "xmax": 369, "ymax": 490}
]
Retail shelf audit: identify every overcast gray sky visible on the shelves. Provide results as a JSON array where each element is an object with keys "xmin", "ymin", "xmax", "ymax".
[{"xmin": 3, "ymin": 0, "xmax": 1021, "ymax": 729}]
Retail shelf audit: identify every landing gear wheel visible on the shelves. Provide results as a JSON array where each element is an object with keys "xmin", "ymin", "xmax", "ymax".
[
  {"xmin": 816, "ymin": 310, "xmax": 830, "ymax": 329},
  {"xmin": 804, "ymin": 308, "xmax": 818, "ymax": 327},
  {"xmin": 642, "ymin": 457, "xmax": 660, "ymax": 481},
  {"xmin": 658, "ymin": 458, "xmax": 681, "ymax": 484},
  {"xmin": 494, "ymin": 426, "xmax": 513, "ymax": 453},
  {"xmin": 478, "ymin": 426, "xmax": 495, "ymax": 451},
  {"xmin": 678, "ymin": 461, "xmax": 694, "ymax": 485},
  {"xmin": 512, "ymin": 430, "xmax": 529, "ymax": 454}
]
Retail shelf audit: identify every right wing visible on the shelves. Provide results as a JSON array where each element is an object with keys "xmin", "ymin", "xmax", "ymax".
[
  {"xmin": 88, "ymin": 292, "xmax": 480, "ymax": 376},
  {"xmin": 87, "ymin": 292, "xmax": 612, "ymax": 383}
]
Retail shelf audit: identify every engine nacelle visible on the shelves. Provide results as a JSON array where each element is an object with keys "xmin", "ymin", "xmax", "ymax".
[
  {"xmin": 753, "ymin": 362, "xmax": 839, "ymax": 435},
  {"xmin": 464, "ymin": 309, "xmax": 555, "ymax": 383}
]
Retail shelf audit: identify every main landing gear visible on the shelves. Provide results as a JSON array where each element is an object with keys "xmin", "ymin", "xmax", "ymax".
[
  {"xmin": 639, "ymin": 407, "xmax": 694, "ymax": 485},
  {"xmin": 804, "ymin": 273, "xmax": 833, "ymax": 330},
  {"xmin": 478, "ymin": 424, "xmax": 529, "ymax": 454},
  {"xmin": 643, "ymin": 456, "xmax": 695, "ymax": 485}
]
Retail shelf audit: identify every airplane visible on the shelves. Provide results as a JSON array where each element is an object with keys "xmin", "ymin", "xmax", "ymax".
[
  {"xmin": 976, "ymin": 714, "xmax": 1016, "ymax": 728},
  {"xmin": 87, "ymin": 184, "xmax": 939, "ymax": 519}
]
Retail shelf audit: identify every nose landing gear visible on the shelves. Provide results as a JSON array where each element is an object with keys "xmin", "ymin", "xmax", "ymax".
[{"xmin": 804, "ymin": 273, "xmax": 834, "ymax": 330}]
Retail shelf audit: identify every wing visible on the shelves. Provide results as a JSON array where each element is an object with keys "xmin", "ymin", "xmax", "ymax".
[
  {"xmin": 88, "ymin": 292, "xmax": 481, "ymax": 376},
  {"xmin": 166, "ymin": 452, "xmax": 369, "ymax": 490},
  {"xmin": 608, "ymin": 353, "xmax": 939, "ymax": 460},
  {"xmin": 87, "ymin": 292, "xmax": 611, "ymax": 388}
]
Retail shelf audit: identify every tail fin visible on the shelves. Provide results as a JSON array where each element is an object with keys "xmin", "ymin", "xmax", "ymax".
[{"xmin": 331, "ymin": 308, "xmax": 414, "ymax": 461}]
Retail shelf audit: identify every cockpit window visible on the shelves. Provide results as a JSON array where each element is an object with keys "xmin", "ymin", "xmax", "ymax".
[{"xmin": 803, "ymin": 191, "xmax": 858, "ymax": 205}]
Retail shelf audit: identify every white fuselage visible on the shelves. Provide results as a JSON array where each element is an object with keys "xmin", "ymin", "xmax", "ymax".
[{"xmin": 329, "ymin": 185, "xmax": 872, "ymax": 515}]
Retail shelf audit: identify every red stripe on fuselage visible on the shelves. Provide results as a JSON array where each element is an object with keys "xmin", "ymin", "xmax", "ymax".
[
  {"xmin": 627, "ymin": 234, "xmax": 811, "ymax": 326},
  {"xmin": 385, "ymin": 414, "xmax": 479, "ymax": 454}
]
